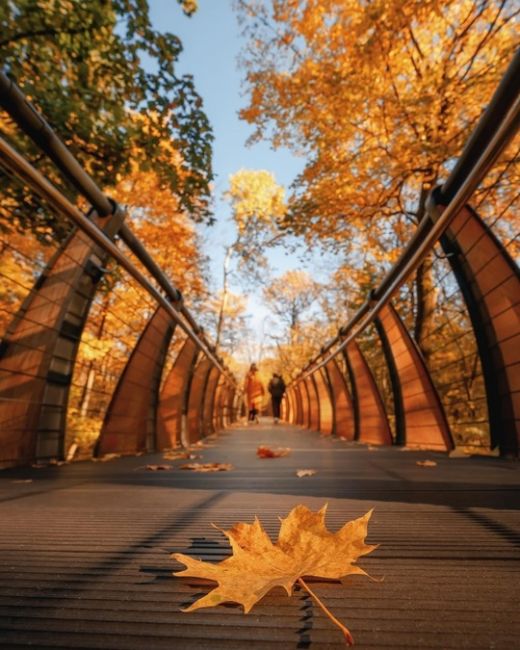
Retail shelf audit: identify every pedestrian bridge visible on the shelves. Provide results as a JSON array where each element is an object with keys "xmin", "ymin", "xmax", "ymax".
[{"xmin": 0, "ymin": 53, "xmax": 519, "ymax": 650}]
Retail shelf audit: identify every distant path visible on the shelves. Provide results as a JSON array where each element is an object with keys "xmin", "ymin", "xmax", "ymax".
[{"xmin": 0, "ymin": 420, "xmax": 519, "ymax": 649}]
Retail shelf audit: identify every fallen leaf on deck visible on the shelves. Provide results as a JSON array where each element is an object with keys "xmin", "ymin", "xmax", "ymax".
[
  {"xmin": 416, "ymin": 460, "xmax": 437, "ymax": 467},
  {"xmin": 180, "ymin": 463, "xmax": 233, "ymax": 472},
  {"xmin": 339, "ymin": 436, "xmax": 348, "ymax": 441},
  {"xmin": 12, "ymin": 479, "xmax": 33, "ymax": 483},
  {"xmin": 163, "ymin": 450, "xmax": 191, "ymax": 460},
  {"xmin": 367, "ymin": 446, "xmax": 379, "ymax": 451},
  {"xmin": 145, "ymin": 464, "xmax": 173, "ymax": 471},
  {"xmin": 448, "ymin": 448, "xmax": 469, "ymax": 458},
  {"xmin": 173, "ymin": 504, "xmax": 377, "ymax": 646},
  {"xmin": 296, "ymin": 469, "xmax": 317, "ymax": 478},
  {"xmin": 256, "ymin": 445, "xmax": 291, "ymax": 458},
  {"xmin": 31, "ymin": 461, "xmax": 66, "ymax": 468},
  {"xmin": 93, "ymin": 453, "xmax": 121, "ymax": 463}
]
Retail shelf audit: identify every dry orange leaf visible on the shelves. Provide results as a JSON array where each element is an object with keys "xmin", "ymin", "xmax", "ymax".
[
  {"xmin": 92, "ymin": 453, "xmax": 121, "ymax": 463},
  {"xmin": 173, "ymin": 504, "xmax": 377, "ymax": 645},
  {"xmin": 416, "ymin": 460, "xmax": 437, "ymax": 467},
  {"xmin": 180, "ymin": 462, "xmax": 233, "ymax": 472},
  {"xmin": 296, "ymin": 469, "xmax": 317, "ymax": 477},
  {"xmin": 145, "ymin": 464, "xmax": 173, "ymax": 471},
  {"xmin": 256, "ymin": 445, "xmax": 291, "ymax": 458},
  {"xmin": 162, "ymin": 450, "xmax": 197, "ymax": 461}
]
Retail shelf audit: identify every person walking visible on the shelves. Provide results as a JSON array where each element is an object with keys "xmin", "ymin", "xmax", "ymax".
[
  {"xmin": 268, "ymin": 372, "xmax": 286, "ymax": 424},
  {"xmin": 244, "ymin": 363, "xmax": 264, "ymax": 424}
]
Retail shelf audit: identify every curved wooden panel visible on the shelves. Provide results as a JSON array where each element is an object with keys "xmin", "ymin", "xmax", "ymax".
[
  {"xmin": 344, "ymin": 340, "xmax": 392, "ymax": 445},
  {"xmin": 227, "ymin": 386, "xmax": 237, "ymax": 424},
  {"xmin": 376, "ymin": 302, "xmax": 453, "ymax": 451},
  {"xmin": 0, "ymin": 211, "xmax": 123, "ymax": 465},
  {"xmin": 295, "ymin": 384, "xmax": 304, "ymax": 425},
  {"xmin": 300, "ymin": 379, "xmax": 311, "ymax": 427},
  {"xmin": 288, "ymin": 386, "xmax": 298, "ymax": 424},
  {"xmin": 306, "ymin": 375, "xmax": 320, "ymax": 432},
  {"xmin": 156, "ymin": 338, "xmax": 199, "ymax": 449},
  {"xmin": 281, "ymin": 393, "xmax": 289, "ymax": 421},
  {"xmin": 314, "ymin": 368, "xmax": 333, "ymax": 435},
  {"xmin": 186, "ymin": 357, "xmax": 213, "ymax": 445},
  {"xmin": 435, "ymin": 200, "xmax": 520, "ymax": 456},
  {"xmin": 201, "ymin": 366, "xmax": 220, "ymax": 437},
  {"xmin": 96, "ymin": 307, "xmax": 175, "ymax": 455},
  {"xmin": 220, "ymin": 384, "xmax": 231, "ymax": 426},
  {"xmin": 325, "ymin": 357, "xmax": 355, "ymax": 440},
  {"xmin": 212, "ymin": 375, "xmax": 226, "ymax": 431}
]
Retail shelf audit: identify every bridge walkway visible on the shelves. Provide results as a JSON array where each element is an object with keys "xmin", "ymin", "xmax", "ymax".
[{"xmin": 0, "ymin": 421, "xmax": 519, "ymax": 649}]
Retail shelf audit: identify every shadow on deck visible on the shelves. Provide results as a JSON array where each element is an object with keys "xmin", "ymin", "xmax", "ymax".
[{"xmin": 0, "ymin": 421, "xmax": 519, "ymax": 649}]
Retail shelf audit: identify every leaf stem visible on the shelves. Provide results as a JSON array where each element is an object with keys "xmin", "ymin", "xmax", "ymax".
[{"xmin": 297, "ymin": 578, "xmax": 354, "ymax": 646}]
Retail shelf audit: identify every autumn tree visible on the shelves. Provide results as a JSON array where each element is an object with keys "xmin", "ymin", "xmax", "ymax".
[
  {"xmin": 235, "ymin": 0, "xmax": 518, "ymax": 352},
  {"xmin": 261, "ymin": 270, "xmax": 332, "ymax": 378},
  {"xmin": 263, "ymin": 270, "xmax": 320, "ymax": 334},
  {"xmin": 0, "ymin": 0, "xmax": 213, "ymax": 240},
  {"xmin": 214, "ymin": 169, "xmax": 286, "ymax": 350}
]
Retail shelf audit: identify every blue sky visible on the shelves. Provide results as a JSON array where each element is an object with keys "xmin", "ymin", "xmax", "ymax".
[{"xmin": 149, "ymin": 1, "xmax": 333, "ymax": 343}]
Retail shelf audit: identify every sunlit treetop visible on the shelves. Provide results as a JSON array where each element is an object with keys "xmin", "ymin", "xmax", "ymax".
[{"xmin": 236, "ymin": 0, "xmax": 518, "ymax": 250}]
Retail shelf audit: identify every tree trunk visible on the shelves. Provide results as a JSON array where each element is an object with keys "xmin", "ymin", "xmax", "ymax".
[
  {"xmin": 77, "ymin": 293, "xmax": 110, "ymax": 417},
  {"xmin": 414, "ymin": 253, "xmax": 438, "ymax": 361},
  {"xmin": 413, "ymin": 178, "xmax": 439, "ymax": 361},
  {"xmin": 215, "ymin": 245, "xmax": 232, "ymax": 352}
]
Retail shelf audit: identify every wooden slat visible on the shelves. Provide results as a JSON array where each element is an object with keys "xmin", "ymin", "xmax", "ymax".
[{"xmin": 0, "ymin": 421, "xmax": 518, "ymax": 649}]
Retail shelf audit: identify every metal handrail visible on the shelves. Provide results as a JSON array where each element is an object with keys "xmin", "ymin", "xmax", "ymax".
[
  {"xmin": 292, "ymin": 76, "xmax": 520, "ymax": 385},
  {"xmin": 0, "ymin": 135, "xmax": 235, "ymax": 384},
  {"xmin": 0, "ymin": 70, "xmax": 224, "ymax": 371}
]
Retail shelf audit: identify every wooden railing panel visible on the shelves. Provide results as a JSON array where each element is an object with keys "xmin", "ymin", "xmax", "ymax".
[
  {"xmin": 201, "ymin": 366, "xmax": 221, "ymax": 437},
  {"xmin": 0, "ymin": 211, "xmax": 123, "ymax": 465},
  {"xmin": 314, "ymin": 368, "xmax": 333, "ymax": 435},
  {"xmin": 376, "ymin": 302, "xmax": 453, "ymax": 451},
  {"xmin": 186, "ymin": 357, "xmax": 213, "ymax": 445},
  {"xmin": 344, "ymin": 340, "xmax": 392, "ymax": 445},
  {"xmin": 156, "ymin": 338, "xmax": 199, "ymax": 449},
  {"xmin": 97, "ymin": 307, "xmax": 175, "ymax": 455},
  {"xmin": 435, "ymin": 201, "xmax": 520, "ymax": 456},
  {"xmin": 325, "ymin": 357, "xmax": 355, "ymax": 440}
]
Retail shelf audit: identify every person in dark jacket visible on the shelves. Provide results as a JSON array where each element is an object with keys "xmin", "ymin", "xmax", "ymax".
[{"xmin": 268, "ymin": 373, "xmax": 286, "ymax": 424}]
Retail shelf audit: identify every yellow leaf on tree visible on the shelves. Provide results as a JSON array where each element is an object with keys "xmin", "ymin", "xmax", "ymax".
[{"xmin": 173, "ymin": 505, "xmax": 377, "ymax": 645}]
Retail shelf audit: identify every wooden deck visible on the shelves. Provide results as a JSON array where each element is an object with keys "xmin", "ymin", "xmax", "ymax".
[{"xmin": 0, "ymin": 420, "xmax": 519, "ymax": 649}]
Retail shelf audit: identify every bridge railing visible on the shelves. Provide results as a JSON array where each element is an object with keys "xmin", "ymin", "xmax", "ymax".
[
  {"xmin": 286, "ymin": 51, "xmax": 519, "ymax": 457},
  {"xmin": 0, "ymin": 72, "xmax": 239, "ymax": 467}
]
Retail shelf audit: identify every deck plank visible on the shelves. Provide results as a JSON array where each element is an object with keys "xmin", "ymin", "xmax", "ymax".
[{"xmin": 0, "ymin": 421, "xmax": 519, "ymax": 649}]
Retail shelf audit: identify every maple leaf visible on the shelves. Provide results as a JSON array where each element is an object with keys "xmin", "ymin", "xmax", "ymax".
[
  {"xmin": 256, "ymin": 445, "xmax": 291, "ymax": 458},
  {"xmin": 296, "ymin": 469, "xmax": 316, "ymax": 477},
  {"xmin": 416, "ymin": 460, "xmax": 437, "ymax": 467},
  {"xmin": 145, "ymin": 464, "xmax": 173, "ymax": 471},
  {"xmin": 162, "ymin": 451, "xmax": 197, "ymax": 460},
  {"xmin": 173, "ymin": 505, "xmax": 377, "ymax": 645},
  {"xmin": 179, "ymin": 462, "xmax": 233, "ymax": 472}
]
